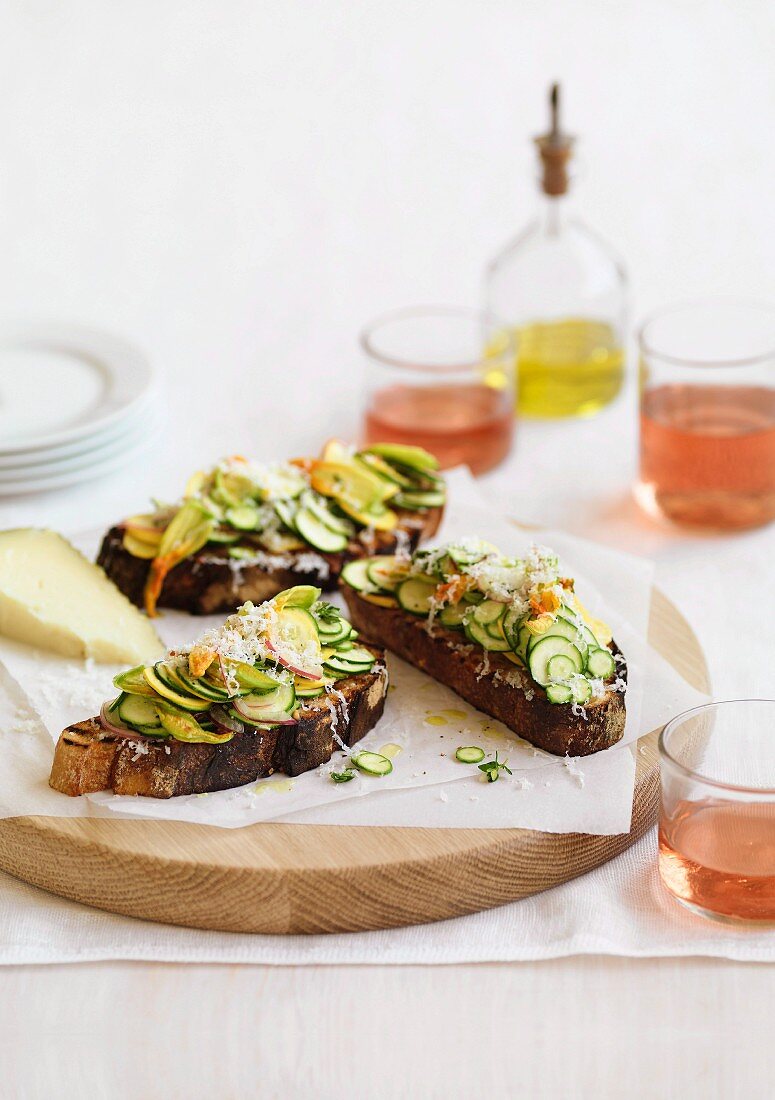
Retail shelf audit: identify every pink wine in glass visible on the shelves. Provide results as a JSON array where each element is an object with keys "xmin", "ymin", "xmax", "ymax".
[
  {"xmin": 659, "ymin": 799, "xmax": 775, "ymax": 922},
  {"xmin": 364, "ymin": 382, "xmax": 514, "ymax": 475},
  {"xmin": 638, "ymin": 383, "xmax": 775, "ymax": 530}
]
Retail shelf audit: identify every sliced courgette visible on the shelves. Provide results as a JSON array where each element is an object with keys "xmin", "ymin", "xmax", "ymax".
[
  {"xmin": 526, "ymin": 616, "xmax": 588, "ymax": 657},
  {"xmin": 502, "ymin": 607, "xmax": 524, "ymax": 649},
  {"xmin": 273, "ymin": 499, "xmax": 298, "ymax": 532},
  {"xmin": 527, "ymin": 637, "xmax": 583, "ymax": 687},
  {"xmin": 350, "ymin": 750, "xmax": 393, "ymax": 776},
  {"xmin": 438, "ymin": 603, "xmax": 469, "ymax": 629},
  {"xmin": 393, "ymin": 489, "xmax": 446, "ymax": 510},
  {"xmin": 366, "ymin": 556, "xmax": 408, "ymax": 593},
  {"xmin": 144, "ymin": 665, "xmax": 204, "ymax": 712},
  {"xmin": 323, "ymin": 655, "xmax": 373, "ymax": 675},
  {"xmin": 545, "ymin": 683, "xmax": 573, "ymax": 704},
  {"xmin": 473, "ymin": 599, "xmax": 506, "ymax": 626},
  {"xmin": 328, "ymin": 645, "xmax": 375, "ymax": 666},
  {"xmin": 294, "ymin": 507, "xmax": 348, "ymax": 552},
  {"xmin": 546, "ymin": 653, "xmax": 577, "ymax": 682},
  {"xmin": 464, "ymin": 618, "xmax": 511, "ymax": 652},
  {"xmin": 315, "ymin": 618, "xmax": 351, "ymax": 645},
  {"xmin": 118, "ymin": 694, "xmax": 162, "ymax": 729},
  {"xmin": 455, "ymin": 745, "xmax": 485, "ymax": 764},
  {"xmin": 570, "ymin": 677, "xmax": 593, "ymax": 704},
  {"xmin": 341, "ymin": 558, "xmax": 373, "ymax": 591},
  {"xmin": 300, "ymin": 490, "xmax": 353, "ymax": 535},
  {"xmin": 396, "ymin": 576, "xmax": 437, "ymax": 616},
  {"xmin": 225, "ymin": 503, "xmax": 261, "ymax": 530},
  {"xmin": 586, "ymin": 647, "xmax": 616, "ymax": 679}
]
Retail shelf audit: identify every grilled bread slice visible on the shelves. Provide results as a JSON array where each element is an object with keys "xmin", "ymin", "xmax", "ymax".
[
  {"xmin": 342, "ymin": 591, "xmax": 625, "ymax": 758},
  {"xmin": 49, "ymin": 656, "xmax": 387, "ymax": 798},
  {"xmin": 98, "ymin": 506, "xmax": 442, "ymax": 616}
]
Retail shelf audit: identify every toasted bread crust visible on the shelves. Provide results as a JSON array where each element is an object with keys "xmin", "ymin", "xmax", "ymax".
[
  {"xmin": 342, "ymin": 591, "xmax": 626, "ymax": 757},
  {"xmin": 49, "ymin": 659, "xmax": 387, "ymax": 798},
  {"xmin": 97, "ymin": 507, "xmax": 442, "ymax": 615}
]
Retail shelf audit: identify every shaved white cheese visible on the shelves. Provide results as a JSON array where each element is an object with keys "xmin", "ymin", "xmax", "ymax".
[{"xmin": 215, "ymin": 458, "xmax": 309, "ymax": 501}]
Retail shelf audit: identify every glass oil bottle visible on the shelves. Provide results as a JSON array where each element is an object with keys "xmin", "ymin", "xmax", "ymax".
[{"xmin": 485, "ymin": 85, "xmax": 628, "ymax": 418}]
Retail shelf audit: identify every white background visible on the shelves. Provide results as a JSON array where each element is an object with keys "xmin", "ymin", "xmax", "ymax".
[{"xmin": 0, "ymin": 2, "xmax": 774, "ymax": 1097}]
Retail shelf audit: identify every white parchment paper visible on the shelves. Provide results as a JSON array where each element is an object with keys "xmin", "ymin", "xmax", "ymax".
[{"xmin": 0, "ymin": 469, "xmax": 709, "ymax": 833}]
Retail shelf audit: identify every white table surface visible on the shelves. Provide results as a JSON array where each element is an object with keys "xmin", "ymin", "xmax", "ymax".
[{"xmin": 1, "ymin": 2, "xmax": 774, "ymax": 1096}]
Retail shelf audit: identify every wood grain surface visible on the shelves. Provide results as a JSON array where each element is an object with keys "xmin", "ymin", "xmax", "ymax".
[{"xmin": 0, "ymin": 589, "xmax": 709, "ymax": 935}]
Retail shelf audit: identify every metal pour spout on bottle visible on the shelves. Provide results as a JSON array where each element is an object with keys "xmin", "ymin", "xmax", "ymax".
[{"xmin": 485, "ymin": 83, "xmax": 628, "ymax": 419}]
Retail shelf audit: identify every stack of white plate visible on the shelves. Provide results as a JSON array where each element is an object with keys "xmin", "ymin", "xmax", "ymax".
[{"xmin": 0, "ymin": 322, "xmax": 158, "ymax": 495}]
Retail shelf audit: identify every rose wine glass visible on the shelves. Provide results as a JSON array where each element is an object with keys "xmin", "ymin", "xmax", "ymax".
[
  {"xmin": 636, "ymin": 299, "xmax": 775, "ymax": 531},
  {"xmin": 361, "ymin": 306, "xmax": 515, "ymax": 475},
  {"xmin": 659, "ymin": 700, "xmax": 775, "ymax": 923}
]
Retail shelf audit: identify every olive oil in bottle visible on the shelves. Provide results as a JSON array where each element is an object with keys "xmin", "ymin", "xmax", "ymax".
[{"xmin": 485, "ymin": 85, "xmax": 627, "ymax": 419}]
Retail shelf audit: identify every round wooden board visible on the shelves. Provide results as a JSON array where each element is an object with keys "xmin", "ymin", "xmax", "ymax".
[{"xmin": 0, "ymin": 589, "xmax": 708, "ymax": 935}]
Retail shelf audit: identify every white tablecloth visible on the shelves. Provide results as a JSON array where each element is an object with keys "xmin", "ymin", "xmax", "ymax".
[
  {"xmin": 1, "ymin": 394, "xmax": 774, "ymax": 964},
  {"xmin": 2, "ymin": 825, "xmax": 774, "ymax": 966}
]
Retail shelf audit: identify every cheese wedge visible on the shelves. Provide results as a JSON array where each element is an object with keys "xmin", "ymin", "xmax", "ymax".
[{"xmin": 0, "ymin": 528, "xmax": 163, "ymax": 664}]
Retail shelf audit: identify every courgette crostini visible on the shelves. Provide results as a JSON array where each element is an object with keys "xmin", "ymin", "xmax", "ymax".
[
  {"xmin": 98, "ymin": 440, "xmax": 445, "ymax": 616},
  {"xmin": 49, "ymin": 585, "xmax": 388, "ymax": 798},
  {"xmin": 341, "ymin": 540, "xmax": 627, "ymax": 757}
]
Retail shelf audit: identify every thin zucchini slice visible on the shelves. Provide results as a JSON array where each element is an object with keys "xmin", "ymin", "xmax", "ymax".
[
  {"xmin": 229, "ymin": 662, "xmax": 282, "ymax": 694},
  {"xmin": 396, "ymin": 576, "xmax": 437, "ymax": 616},
  {"xmin": 364, "ymin": 442, "xmax": 439, "ymax": 474},
  {"xmin": 545, "ymin": 683, "xmax": 573, "ymax": 704},
  {"xmin": 350, "ymin": 751, "xmax": 393, "ymax": 776},
  {"xmin": 294, "ymin": 507, "xmax": 348, "ymax": 552},
  {"xmin": 393, "ymin": 489, "xmax": 446, "ymax": 510},
  {"xmin": 225, "ymin": 503, "xmax": 261, "ymax": 531},
  {"xmin": 170, "ymin": 666, "xmax": 228, "ymax": 703},
  {"xmin": 233, "ymin": 683, "xmax": 296, "ymax": 723},
  {"xmin": 514, "ymin": 623, "xmax": 532, "ymax": 660},
  {"xmin": 295, "ymin": 684, "xmax": 326, "ymax": 698},
  {"xmin": 315, "ymin": 618, "xmax": 351, "ymax": 645},
  {"xmin": 207, "ymin": 528, "xmax": 241, "ymax": 544},
  {"xmin": 341, "ymin": 558, "xmax": 373, "ymax": 591},
  {"xmin": 527, "ymin": 637, "xmax": 583, "ymax": 687},
  {"xmin": 118, "ymin": 694, "xmax": 162, "ymax": 729},
  {"xmin": 329, "ymin": 646, "xmax": 376, "ymax": 666},
  {"xmin": 438, "ymin": 603, "xmax": 469, "ymax": 629},
  {"xmin": 300, "ymin": 490, "xmax": 353, "ymax": 535},
  {"xmin": 145, "ymin": 665, "xmax": 204, "ymax": 712},
  {"xmin": 366, "ymin": 556, "xmax": 408, "ymax": 593},
  {"xmin": 273, "ymin": 498, "xmax": 298, "ymax": 532},
  {"xmin": 557, "ymin": 612, "xmax": 597, "ymax": 652},
  {"xmin": 570, "ymin": 677, "xmax": 593, "ymax": 704},
  {"xmin": 546, "ymin": 653, "xmax": 577, "ymax": 682},
  {"xmin": 455, "ymin": 745, "xmax": 485, "ymax": 764},
  {"xmin": 464, "ymin": 618, "xmax": 511, "ymax": 652},
  {"xmin": 502, "ymin": 607, "xmax": 524, "ymax": 649},
  {"xmin": 323, "ymin": 655, "xmax": 374, "ymax": 675},
  {"xmin": 526, "ymin": 616, "xmax": 588, "ymax": 657},
  {"xmin": 485, "ymin": 618, "xmax": 509, "ymax": 642},
  {"xmin": 473, "ymin": 599, "xmax": 506, "ymax": 626},
  {"xmin": 586, "ymin": 647, "xmax": 616, "ymax": 679}
]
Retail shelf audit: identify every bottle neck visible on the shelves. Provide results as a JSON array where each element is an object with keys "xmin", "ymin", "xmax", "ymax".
[{"xmin": 537, "ymin": 193, "xmax": 569, "ymax": 237}]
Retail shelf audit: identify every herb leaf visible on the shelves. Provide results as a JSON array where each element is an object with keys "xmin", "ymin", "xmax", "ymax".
[
  {"xmin": 477, "ymin": 751, "xmax": 513, "ymax": 783},
  {"xmin": 330, "ymin": 769, "xmax": 355, "ymax": 783},
  {"xmin": 315, "ymin": 602, "xmax": 341, "ymax": 624}
]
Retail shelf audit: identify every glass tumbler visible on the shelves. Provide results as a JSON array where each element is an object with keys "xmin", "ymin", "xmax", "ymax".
[
  {"xmin": 360, "ymin": 306, "xmax": 515, "ymax": 475},
  {"xmin": 659, "ymin": 700, "xmax": 775, "ymax": 924},
  {"xmin": 636, "ymin": 300, "xmax": 775, "ymax": 530}
]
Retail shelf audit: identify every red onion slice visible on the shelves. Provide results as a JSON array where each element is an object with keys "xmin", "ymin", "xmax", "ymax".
[{"xmin": 209, "ymin": 705, "xmax": 245, "ymax": 735}]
